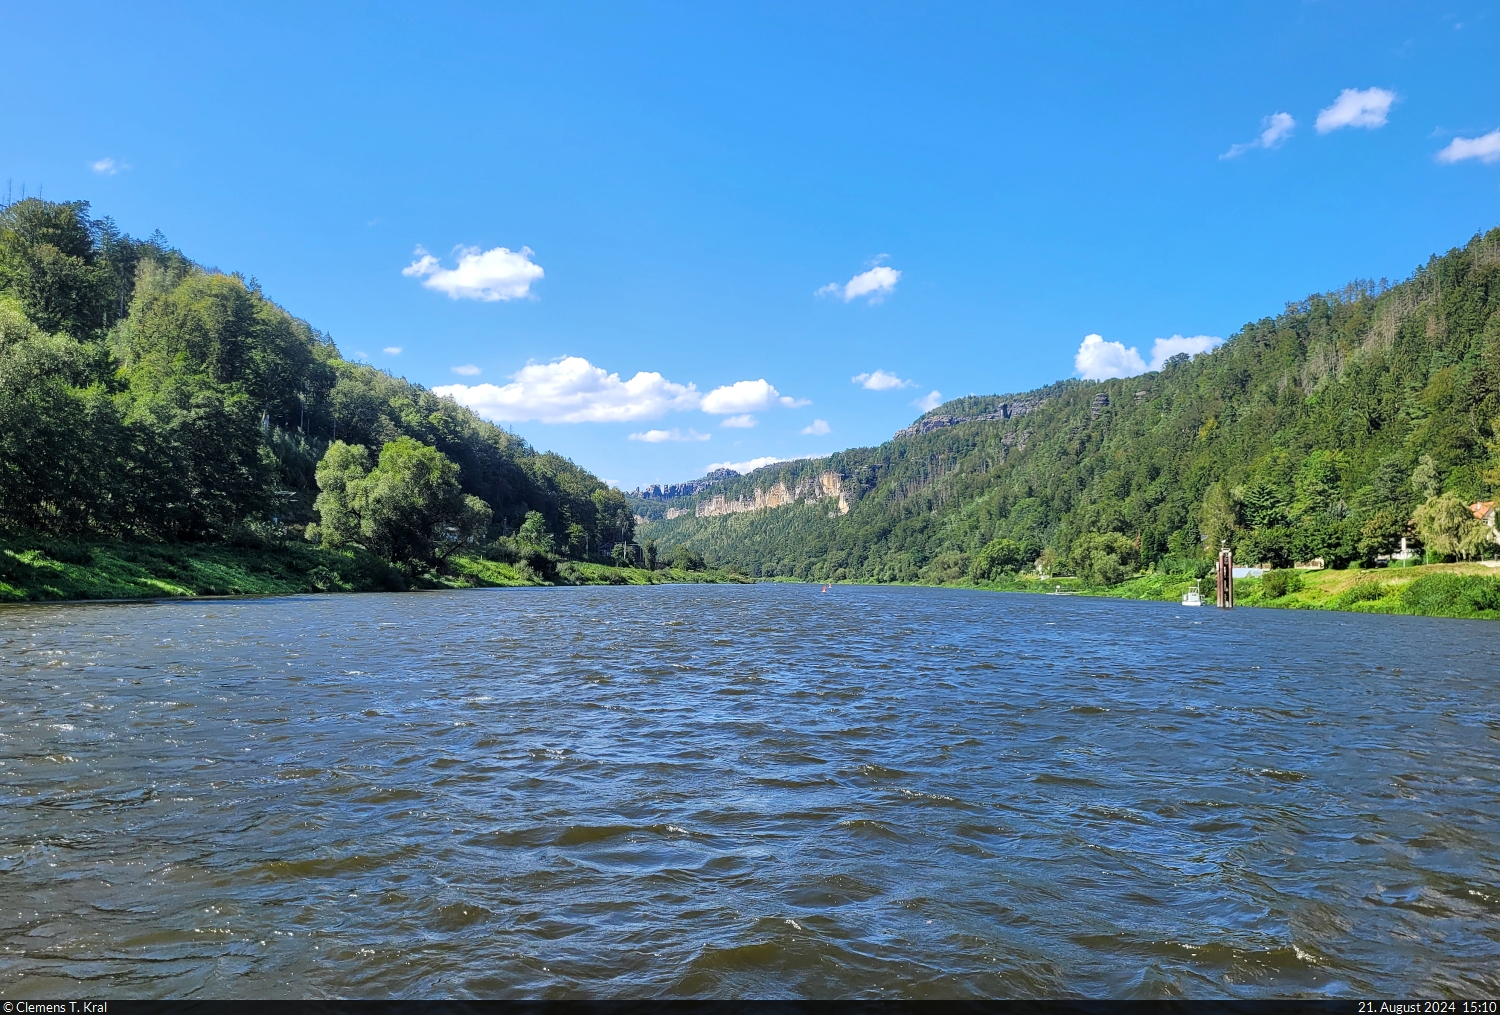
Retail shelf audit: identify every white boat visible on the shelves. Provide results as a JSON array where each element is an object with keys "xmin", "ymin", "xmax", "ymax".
[{"xmin": 1181, "ymin": 581, "xmax": 1202, "ymax": 607}]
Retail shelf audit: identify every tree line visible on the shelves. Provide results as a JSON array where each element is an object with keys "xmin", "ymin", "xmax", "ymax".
[
  {"xmin": 638, "ymin": 227, "xmax": 1500, "ymax": 583},
  {"xmin": 0, "ymin": 198, "xmax": 634, "ymax": 567}
]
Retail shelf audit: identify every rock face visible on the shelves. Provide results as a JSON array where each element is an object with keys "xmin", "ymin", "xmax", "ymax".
[
  {"xmin": 893, "ymin": 395, "xmax": 1049, "ymax": 439},
  {"xmin": 696, "ymin": 470, "xmax": 850, "ymax": 518},
  {"xmin": 633, "ymin": 467, "xmax": 740, "ymax": 500}
]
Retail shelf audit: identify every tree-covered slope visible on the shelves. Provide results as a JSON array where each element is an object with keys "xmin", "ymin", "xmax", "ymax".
[
  {"xmin": 637, "ymin": 227, "xmax": 1500, "ymax": 582},
  {"xmin": 0, "ymin": 198, "xmax": 633, "ymax": 548}
]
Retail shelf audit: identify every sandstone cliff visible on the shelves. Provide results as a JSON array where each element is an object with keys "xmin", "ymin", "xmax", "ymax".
[{"xmin": 695, "ymin": 470, "xmax": 850, "ymax": 518}]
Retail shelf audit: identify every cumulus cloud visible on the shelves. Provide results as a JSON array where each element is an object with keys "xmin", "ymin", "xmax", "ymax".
[
  {"xmin": 852, "ymin": 369, "xmax": 916, "ymax": 390},
  {"xmin": 628, "ymin": 428, "xmax": 711, "ymax": 443},
  {"xmin": 801, "ymin": 419, "xmax": 831, "ymax": 435},
  {"xmin": 1221, "ymin": 112, "xmax": 1296, "ymax": 159},
  {"xmin": 700, "ymin": 379, "xmax": 807, "ymax": 414},
  {"xmin": 403, "ymin": 244, "xmax": 544, "ymax": 301},
  {"xmin": 451, "ymin": 364, "xmax": 481, "ymax": 376},
  {"xmin": 817, "ymin": 258, "xmax": 901, "ymax": 304},
  {"xmin": 1315, "ymin": 88, "xmax": 1396, "ymax": 133},
  {"xmin": 383, "ymin": 346, "xmax": 402, "ymax": 356},
  {"xmin": 433, "ymin": 356, "xmax": 699, "ymax": 423},
  {"xmin": 707, "ymin": 456, "xmax": 792, "ymax": 475},
  {"xmin": 913, "ymin": 390, "xmax": 943, "ymax": 412},
  {"xmin": 1148, "ymin": 334, "xmax": 1222, "ymax": 367},
  {"xmin": 1076, "ymin": 334, "xmax": 1147, "ymax": 379},
  {"xmin": 1436, "ymin": 129, "xmax": 1500, "ymax": 165},
  {"xmin": 720, "ymin": 414, "xmax": 757, "ymax": 429},
  {"xmin": 1074, "ymin": 333, "xmax": 1223, "ymax": 379},
  {"xmin": 91, "ymin": 157, "xmax": 127, "ymax": 175}
]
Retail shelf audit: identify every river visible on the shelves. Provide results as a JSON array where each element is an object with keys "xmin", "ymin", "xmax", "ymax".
[{"xmin": 1, "ymin": 584, "xmax": 1497, "ymax": 998}]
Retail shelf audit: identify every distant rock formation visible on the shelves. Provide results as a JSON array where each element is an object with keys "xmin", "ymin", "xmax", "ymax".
[
  {"xmin": 696, "ymin": 471, "xmax": 849, "ymax": 518},
  {"xmin": 632, "ymin": 467, "xmax": 740, "ymax": 500},
  {"xmin": 893, "ymin": 394, "xmax": 1049, "ymax": 439}
]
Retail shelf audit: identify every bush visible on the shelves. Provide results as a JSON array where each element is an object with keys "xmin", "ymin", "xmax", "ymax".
[
  {"xmin": 969, "ymin": 538, "xmax": 1028, "ymax": 581},
  {"xmin": 920, "ymin": 550, "xmax": 971, "ymax": 584},
  {"xmin": 1260, "ymin": 568, "xmax": 1305, "ymax": 599},
  {"xmin": 671, "ymin": 546, "xmax": 706, "ymax": 571},
  {"xmin": 1158, "ymin": 554, "xmax": 1214, "ymax": 579},
  {"xmin": 1329, "ymin": 581, "xmax": 1391, "ymax": 609},
  {"xmin": 1068, "ymin": 532, "xmax": 1140, "ymax": 586},
  {"xmin": 1398, "ymin": 574, "xmax": 1500, "ymax": 617}
]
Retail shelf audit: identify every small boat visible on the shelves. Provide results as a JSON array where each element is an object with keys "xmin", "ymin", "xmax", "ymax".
[{"xmin": 1181, "ymin": 581, "xmax": 1202, "ymax": 607}]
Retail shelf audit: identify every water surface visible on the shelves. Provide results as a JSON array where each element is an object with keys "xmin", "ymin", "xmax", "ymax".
[{"xmin": 2, "ymin": 584, "xmax": 1498, "ymax": 998}]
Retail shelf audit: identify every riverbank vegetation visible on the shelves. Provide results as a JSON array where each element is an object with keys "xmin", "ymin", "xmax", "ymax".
[
  {"xmin": 0, "ymin": 197, "xmax": 738, "ymax": 596},
  {"xmin": 638, "ymin": 226, "xmax": 1500, "ymax": 619},
  {"xmin": 950, "ymin": 561, "xmax": 1500, "ymax": 621},
  {"xmin": 0, "ymin": 535, "xmax": 748, "ymax": 603}
]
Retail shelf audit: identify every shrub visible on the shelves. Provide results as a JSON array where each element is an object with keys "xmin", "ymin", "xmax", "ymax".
[
  {"xmin": 1328, "ymin": 581, "xmax": 1392, "ymax": 609},
  {"xmin": 1260, "ymin": 568, "xmax": 1305, "ymax": 599},
  {"xmin": 921, "ymin": 550, "xmax": 971, "ymax": 585},
  {"xmin": 969, "ymin": 538, "xmax": 1027, "ymax": 581},
  {"xmin": 671, "ymin": 546, "xmax": 706, "ymax": 571},
  {"xmin": 1398, "ymin": 574, "xmax": 1500, "ymax": 617},
  {"xmin": 1068, "ymin": 532, "xmax": 1140, "ymax": 586}
]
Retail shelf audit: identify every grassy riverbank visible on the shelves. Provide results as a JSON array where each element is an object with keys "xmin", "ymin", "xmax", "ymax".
[
  {"xmin": 0, "ymin": 536, "xmax": 749, "ymax": 603},
  {"xmin": 961, "ymin": 561, "xmax": 1500, "ymax": 620}
]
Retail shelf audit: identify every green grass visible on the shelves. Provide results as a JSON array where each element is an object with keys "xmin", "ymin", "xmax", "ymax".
[
  {"xmin": 0, "ymin": 536, "xmax": 749, "ymax": 604},
  {"xmin": 910, "ymin": 561, "xmax": 1500, "ymax": 621}
]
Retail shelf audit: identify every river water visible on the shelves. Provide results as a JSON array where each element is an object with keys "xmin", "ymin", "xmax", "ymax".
[{"xmin": 1, "ymin": 584, "xmax": 1497, "ymax": 998}]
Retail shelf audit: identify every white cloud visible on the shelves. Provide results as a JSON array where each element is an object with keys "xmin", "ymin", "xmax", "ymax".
[
  {"xmin": 1221, "ymin": 112, "xmax": 1296, "ymax": 159},
  {"xmin": 629, "ymin": 428, "xmax": 711, "ymax": 443},
  {"xmin": 913, "ymin": 390, "xmax": 943, "ymax": 412},
  {"xmin": 1075, "ymin": 333, "xmax": 1223, "ymax": 379},
  {"xmin": 707, "ymin": 456, "xmax": 792, "ymax": 475},
  {"xmin": 720, "ymin": 414, "xmax": 758, "ymax": 428},
  {"xmin": 700, "ymin": 378, "xmax": 806, "ymax": 414},
  {"xmin": 433, "ymin": 356, "xmax": 699, "ymax": 423},
  {"xmin": 1075, "ymin": 334, "xmax": 1147, "ymax": 380},
  {"xmin": 852, "ymin": 369, "xmax": 916, "ymax": 390},
  {"xmin": 1315, "ymin": 87, "xmax": 1396, "ymax": 133},
  {"xmin": 402, "ymin": 244, "xmax": 544, "ymax": 301},
  {"xmin": 801, "ymin": 419, "xmax": 831, "ymax": 435},
  {"xmin": 91, "ymin": 157, "xmax": 127, "ymax": 175},
  {"xmin": 383, "ymin": 346, "xmax": 402, "ymax": 356},
  {"xmin": 1148, "ymin": 334, "xmax": 1222, "ymax": 368},
  {"xmin": 451, "ymin": 364, "xmax": 482, "ymax": 376},
  {"xmin": 1436, "ymin": 129, "xmax": 1500, "ymax": 165},
  {"xmin": 817, "ymin": 259, "xmax": 901, "ymax": 304}
]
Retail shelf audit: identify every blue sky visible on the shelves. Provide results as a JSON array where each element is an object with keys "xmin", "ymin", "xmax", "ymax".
[{"xmin": 5, "ymin": 2, "xmax": 1499, "ymax": 489}]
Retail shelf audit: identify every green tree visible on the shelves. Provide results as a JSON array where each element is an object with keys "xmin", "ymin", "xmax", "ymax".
[
  {"xmin": 1068, "ymin": 532, "xmax": 1140, "ymax": 586},
  {"xmin": 671, "ymin": 545, "xmax": 706, "ymax": 571},
  {"xmin": 1199, "ymin": 482, "xmax": 1238, "ymax": 553},
  {"xmin": 310, "ymin": 437, "xmax": 491, "ymax": 566},
  {"xmin": 0, "ymin": 199, "xmax": 116, "ymax": 336},
  {"xmin": 643, "ymin": 538, "xmax": 658, "ymax": 571},
  {"xmin": 969, "ymin": 537, "xmax": 1027, "ymax": 581},
  {"xmin": 1411, "ymin": 493, "xmax": 1486, "ymax": 562},
  {"xmin": 516, "ymin": 511, "xmax": 556, "ymax": 555}
]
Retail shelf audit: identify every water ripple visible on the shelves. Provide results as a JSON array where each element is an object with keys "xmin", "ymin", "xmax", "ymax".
[{"xmin": 1, "ymin": 584, "xmax": 1498, "ymax": 997}]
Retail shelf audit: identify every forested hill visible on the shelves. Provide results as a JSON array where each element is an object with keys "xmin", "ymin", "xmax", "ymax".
[
  {"xmin": 0, "ymin": 198, "xmax": 632, "ymax": 546},
  {"xmin": 635, "ymin": 227, "xmax": 1500, "ymax": 583}
]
